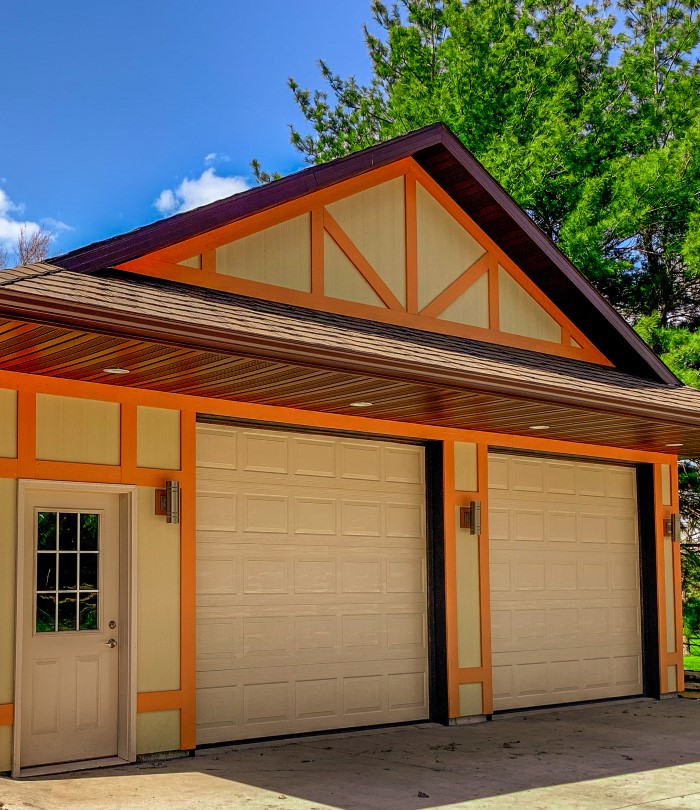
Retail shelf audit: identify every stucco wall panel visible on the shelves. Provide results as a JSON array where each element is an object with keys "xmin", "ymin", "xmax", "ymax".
[
  {"xmin": 136, "ymin": 710, "xmax": 180, "ymax": 755},
  {"xmin": 455, "ymin": 513, "xmax": 481, "ymax": 669},
  {"xmin": 458, "ymin": 682, "xmax": 483, "ymax": 717},
  {"xmin": 36, "ymin": 395, "xmax": 120, "ymax": 465},
  {"xmin": 498, "ymin": 266, "xmax": 561, "ymax": 343},
  {"xmin": 0, "ymin": 725, "xmax": 11, "ymax": 772},
  {"xmin": 137, "ymin": 487, "xmax": 180, "ymax": 692},
  {"xmin": 137, "ymin": 406, "xmax": 181, "ymax": 470},
  {"xmin": 0, "ymin": 389, "xmax": 17, "ymax": 458}
]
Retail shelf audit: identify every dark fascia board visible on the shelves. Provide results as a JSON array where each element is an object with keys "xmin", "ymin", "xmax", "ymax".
[{"xmin": 50, "ymin": 123, "xmax": 677, "ymax": 385}]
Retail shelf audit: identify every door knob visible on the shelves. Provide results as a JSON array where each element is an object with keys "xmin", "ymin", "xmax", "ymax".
[{"xmin": 105, "ymin": 638, "xmax": 117, "ymax": 648}]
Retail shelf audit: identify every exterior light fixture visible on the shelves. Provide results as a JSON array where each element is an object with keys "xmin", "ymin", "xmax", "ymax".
[
  {"xmin": 528, "ymin": 425, "xmax": 550, "ymax": 430},
  {"xmin": 666, "ymin": 443, "xmax": 683, "ymax": 447},
  {"xmin": 459, "ymin": 501, "xmax": 482, "ymax": 535},
  {"xmin": 664, "ymin": 514, "xmax": 681, "ymax": 542},
  {"xmin": 103, "ymin": 367, "xmax": 130, "ymax": 375},
  {"xmin": 349, "ymin": 401, "xmax": 373, "ymax": 408},
  {"xmin": 155, "ymin": 481, "xmax": 181, "ymax": 524}
]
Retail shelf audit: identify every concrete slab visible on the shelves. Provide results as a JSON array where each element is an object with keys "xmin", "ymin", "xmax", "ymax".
[{"xmin": 2, "ymin": 698, "xmax": 700, "ymax": 810}]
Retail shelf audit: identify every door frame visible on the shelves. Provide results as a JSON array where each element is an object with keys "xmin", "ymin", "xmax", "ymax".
[{"xmin": 13, "ymin": 480, "xmax": 137, "ymax": 777}]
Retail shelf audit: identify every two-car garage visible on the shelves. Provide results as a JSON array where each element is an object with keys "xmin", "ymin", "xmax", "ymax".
[{"xmin": 195, "ymin": 423, "xmax": 644, "ymax": 744}]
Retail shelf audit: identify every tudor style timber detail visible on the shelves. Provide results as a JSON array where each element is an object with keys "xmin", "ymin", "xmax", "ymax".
[{"xmin": 118, "ymin": 160, "xmax": 610, "ymax": 366}]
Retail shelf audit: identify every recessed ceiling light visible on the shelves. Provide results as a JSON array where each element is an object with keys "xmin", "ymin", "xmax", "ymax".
[
  {"xmin": 103, "ymin": 367, "xmax": 130, "ymax": 375},
  {"xmin": 349, "ymin": 401, "xmax": 373, "ymax": 408},
  {"xmin": 528, "ymin": 425, "xmax": 549, "ymax": 430},
  {"xmin": 666, "ymin": 442, "xmax": 683, "ymax": 447}
]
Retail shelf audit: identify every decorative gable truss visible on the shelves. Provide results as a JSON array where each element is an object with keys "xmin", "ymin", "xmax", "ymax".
[{"xmin": 119, "ymin": 158, "xmax": 610, "ymax": 365}]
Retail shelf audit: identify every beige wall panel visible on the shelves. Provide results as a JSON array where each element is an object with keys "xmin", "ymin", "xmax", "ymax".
[
  {"xmin": 324, "ymin": 233, "xmax": 385, "ymax": 307},
  {"xmin": 216, "ymin": 214, "xmax": 311, "ymax": 292},
  {"xmin": 454, "ymin": 442, "xmax": 478, "ymax": 493},
  {"xmin": 36, "ymin": 395, "xmax": 120, "ymax": 465},
  {"xmin": 137, "ymin": 406, "xmax": 181, "ymax": 470},
  {"xmin": 668, "ymin": 665, "xmax": 677, "ymax": 693},
  {"xmin": 0, "ymin": 726, "xmax": 11, "ymax": 772},
  {"xmin": 459, "ymin": 682, "xmax": 483, "ymax": 717},
  {"xmin": 456, "ymin": 517, "xmax": 481, "ymax": 668},
  {"xmin": 498, "ymin": 266, "xmax": 561, "ymax": 343},
  {"xmin": 489, "ymin": 454, "xmax": 642, "ymax": 711},
  {"xmin": 137, "ymin": 487, "xmax": 180, "ymax": 692},
  {"xmin": 438, "ymin": 273, "xmax": 489, "ymax": 328},
  {"xmin": 178, "ymin": 255, "xmax": 201, "ymax": 269},
  {"xmin": 665, "ymin": 536, "xmax": 676, "ymax": 654},
  {"xmin": 326, "ymin": 177, "xmax": 406, "ymax": 306},
  {"xmin": 416, "ymin": 183, "xmax": 486, "ymax": 311},
  {"xmin": 0, "ymin": 389, "xmax": 17, "ymax": 458},
  {"xmin": 136, "ymin": 710, "xmax": 180, "ymax": 755},
  {"xmin": 0, "ymin": 479, "xmax": 17, "ymax": 705},
  {"xmin": 661, "ymin": 465, "xmax": 672, "ymax": 507},
  {"xmin": 454, "ymin": 442, "xmax": 479, "ymax": 492}
]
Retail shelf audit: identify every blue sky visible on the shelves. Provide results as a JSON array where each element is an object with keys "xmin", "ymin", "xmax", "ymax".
[{"xmin": 0, "ymin": 1, "xmax": 374, "ymax": 261}]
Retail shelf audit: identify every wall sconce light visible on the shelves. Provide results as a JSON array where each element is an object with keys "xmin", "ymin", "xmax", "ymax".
[
  {"xmin": 664, "ymin": 513, "xmax": 681, "ymax": 543},
  {"xmin": 459, "ymin": 501, "xmax": 482, "ymax": 535},
  {"xmin": 155, "ymin": 481, "xmax": 181, "ymax": 524}
]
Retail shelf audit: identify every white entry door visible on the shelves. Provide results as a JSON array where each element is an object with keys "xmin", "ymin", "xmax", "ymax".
[{"xmin": 19, "ymin": 489, "xmax": 121, "ymax": 769}]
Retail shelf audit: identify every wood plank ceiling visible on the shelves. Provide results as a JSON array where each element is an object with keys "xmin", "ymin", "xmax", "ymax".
[{"xmin": 0, "ymin": 318, "xmax": 695, "ymax": 455}]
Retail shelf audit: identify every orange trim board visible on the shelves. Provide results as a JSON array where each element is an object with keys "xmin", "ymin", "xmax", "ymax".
[
  {"xmin": 0, "ymin": 704, "xmax": 13, "ymax": 725},
  {"xmin": 137, "ymin": 691, "xmax": 182, "ymax": 713}
]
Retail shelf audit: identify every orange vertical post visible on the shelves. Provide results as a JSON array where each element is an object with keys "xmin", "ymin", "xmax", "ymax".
[{"xmin": 179, "ymin": 408, "xmax": 198, "ymax": 749}]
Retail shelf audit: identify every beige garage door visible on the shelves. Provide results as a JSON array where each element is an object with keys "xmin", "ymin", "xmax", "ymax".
[
  {"xmin": 196, "ymin": 424, "xmax": 429, "ymax": 744},
  {"xmin": 488, "ymin": 453, "xmax": 642, "ymax": 711}
]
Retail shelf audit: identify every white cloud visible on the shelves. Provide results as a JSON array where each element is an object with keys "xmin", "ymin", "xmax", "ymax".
[
  {"xmin": 0, "ymin": 188, "xmax": 69, "ymax": 266},
  {"xmin": 154, "ymin": 168, "xmax": 249, "ymax": 216}
]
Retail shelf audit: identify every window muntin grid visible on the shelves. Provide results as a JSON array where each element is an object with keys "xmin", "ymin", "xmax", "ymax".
[{"xmin": 35, "ymin": 511, "xmax": 100, "ymax": 633}]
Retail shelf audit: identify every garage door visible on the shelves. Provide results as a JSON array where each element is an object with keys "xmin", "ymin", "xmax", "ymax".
[
  {"xmin": 195, "ymin": 424, "xmax": 429, "ymax": 744},
  {"xmin": 488, "ymin": 453, "xmax": 642, "ymax": 711}
]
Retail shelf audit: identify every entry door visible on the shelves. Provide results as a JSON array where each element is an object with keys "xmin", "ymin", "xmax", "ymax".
[{"xmin": 20, "ymin": 490, "xmax": 121, "ymax": 769}]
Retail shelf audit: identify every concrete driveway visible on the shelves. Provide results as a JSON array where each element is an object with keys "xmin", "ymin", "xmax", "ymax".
[{"xmin": 2, "ymin": 698, "xmax": 700, "ymax": 810}]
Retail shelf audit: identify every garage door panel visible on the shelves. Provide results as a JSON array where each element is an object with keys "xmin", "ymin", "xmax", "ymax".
[
  {"xmin": 197, "ymin": 426, "xmax": 428, "ymax": 743},
  {"xmin": 489, "ymin": 453, "xmax": 642, "ymax": 711}
]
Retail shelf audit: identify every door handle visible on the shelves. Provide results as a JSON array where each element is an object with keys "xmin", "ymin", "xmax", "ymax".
[{"xmin": 105, "ymin": 638, "xmax": 117, "ymax": 648}]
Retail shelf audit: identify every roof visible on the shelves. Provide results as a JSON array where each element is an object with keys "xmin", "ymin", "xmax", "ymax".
[
  {"xmin": 50, "ymin": 123, "xmax": 676, "ymax": 385},
  {"xmin": 0, "ymin": 263, "xmax": 699, "ymax": 455}
]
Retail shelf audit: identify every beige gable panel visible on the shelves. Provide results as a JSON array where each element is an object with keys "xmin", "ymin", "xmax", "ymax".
[
  {"xmin": 0, "ymin": 479, "xmax": 17, "ymax": 706},
  {"xmin": 498, "ymin": 266, "xmax": 561, "ymax": 343},
  {"xmin": 0, "ymin": 389, "xmax": 17, "ymax": 458},
  {"xmin": 137, "ymin": 487, "xmax": 180, "ymax": 692},
  {"xmin": 136, "ymin": 710, "xmax": 180, "ymax": 755},
  {"xmin": 416, "ymin": 183, "xmax": 486, "ymax": 311},
  {"xmin": 438, "ymin": 272, "xmax": 489, "ymax": 328},
  {"xmin": 137, "ymin": 406, "xmax": 181, "ymax": 470},
  {"xmin": 216, "ymin": 213, "xmax": 311, "ymax": 292},
  {"xmin": 326, "ymin": 177, "xmax": 406, "ymax": 306},
  {"xmin": 324, "ymin": 233, "xmax": 385, "ymax": 307},
  {"xmin": 179, "ymin": 255, "xmax": 201, "ymax": 269},
  {"xmin": 36, "ymin": 395, "xmax": 120, "ymax": 465}
]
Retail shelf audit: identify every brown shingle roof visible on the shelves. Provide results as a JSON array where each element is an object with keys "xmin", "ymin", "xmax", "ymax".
[{"xmin": 1, "ymin": 264, "xmax": 699, "ymax": 428}]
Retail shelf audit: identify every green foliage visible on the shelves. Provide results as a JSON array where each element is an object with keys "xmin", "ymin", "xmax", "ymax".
[{"xmin": 286, "ymin": 0, "xmax": 700, "ymax": 327}]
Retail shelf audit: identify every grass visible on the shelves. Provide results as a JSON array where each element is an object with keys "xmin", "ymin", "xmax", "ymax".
[{"xmin": 685, "ymin": 637, "xmax": 700, "ymax": 671}]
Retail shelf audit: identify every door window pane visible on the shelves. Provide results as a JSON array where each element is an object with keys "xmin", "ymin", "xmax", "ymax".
[
  {"xmin": 59, "ymin": 513, "xmax": 78, "ymax": 550},
  {"xmin": 36, "ymin": 594, "xmax": 56, "ymax": 633},
  {"xmin": 37, "ymin": 512, "xmax": 57, "ymax": 550},
  {"xmin": 80, "ymin": 514, "xmax": 99, "ymax": 551},
  {"xmin": 36, "ymin": 510, "xmax": 102, "ymax": 633},
  {"xmin": 58, "ymin": 553, "xmax": 77, "ymax": 591},
  {"xmin": 57, "ymin": 594, "xmax": 77, "ymax": 631},
  {"xmin": 79, "ymin": 593, "xmax": 98, "ymax": 631}
]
